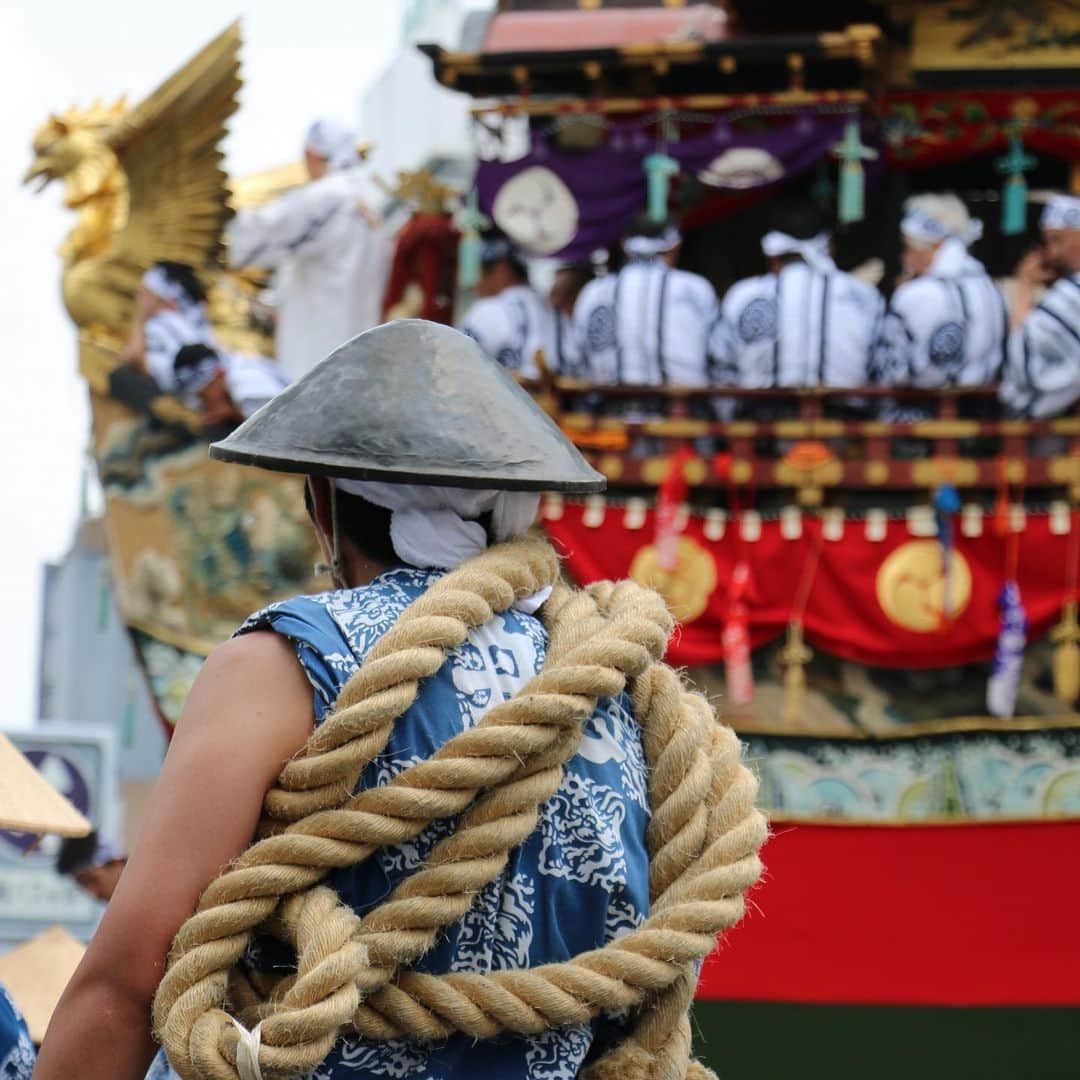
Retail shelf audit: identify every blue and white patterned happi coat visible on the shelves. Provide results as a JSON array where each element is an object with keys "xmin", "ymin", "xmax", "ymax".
[
  {"xmin": 148, "ymin": 567, "xmax": 650, "ymax": 1080},
  {"xmin": 0, "ymin": 984, "xmax": 35, "ymax": 1078}
]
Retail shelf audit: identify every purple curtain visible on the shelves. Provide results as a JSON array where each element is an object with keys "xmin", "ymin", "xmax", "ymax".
[{"xmin": 476, "ymin": 111, "xmax": 878, "ymax": 261}]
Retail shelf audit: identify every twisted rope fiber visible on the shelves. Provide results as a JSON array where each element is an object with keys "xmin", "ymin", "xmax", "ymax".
[{"xmin": 154, "ymin": 538, "xmax": 766, "ymax": 1079}]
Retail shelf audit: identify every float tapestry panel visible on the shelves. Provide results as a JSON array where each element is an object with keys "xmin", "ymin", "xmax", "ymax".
[
  {"xmin": 92, "ymin": 393, "xmax": 322, "ymax": 733},
  {"xmin": 544, "ymin": 499, "xmax": 1080, "ymax": 824},
  {"xmin": 912, "ymin": 1, "xmax": 1080, "ymax": 74}
]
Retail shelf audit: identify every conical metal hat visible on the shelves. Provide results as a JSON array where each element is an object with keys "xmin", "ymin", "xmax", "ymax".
[{"xmin": 211, "ymin": 320, "xmax": 605, "ymax": 493}]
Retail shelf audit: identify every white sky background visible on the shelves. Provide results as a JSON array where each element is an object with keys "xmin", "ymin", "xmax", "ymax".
[{"xmin": 0, "ymin": 0, "xmax": 420, "ymax": 728}]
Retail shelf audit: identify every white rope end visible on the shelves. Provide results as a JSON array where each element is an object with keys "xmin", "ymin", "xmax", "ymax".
[{"xmin": 230, "ymin": 1018, "xmax": 264, "ymax": 1080}]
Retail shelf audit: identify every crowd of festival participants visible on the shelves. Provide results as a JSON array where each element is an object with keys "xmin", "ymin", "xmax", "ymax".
[{"xmin": 125, "ymin": 115, "xmax": 1080, "ymax": 429}]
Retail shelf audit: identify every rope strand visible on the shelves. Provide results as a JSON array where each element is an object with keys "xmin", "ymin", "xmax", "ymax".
[{"xmin": 154, "ymin": 537, "xmax": 766, "ymax": 1078}]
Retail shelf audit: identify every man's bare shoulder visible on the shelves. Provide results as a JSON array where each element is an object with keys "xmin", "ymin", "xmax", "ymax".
[{"xmin": 176, "ymin": 631, "xmax": 312, "ymax": 746}]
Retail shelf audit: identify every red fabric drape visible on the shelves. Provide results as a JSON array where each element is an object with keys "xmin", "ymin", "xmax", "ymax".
[
  {"xmin": 380, "ymin": 213, "xmax": 459, "ymax": 324},
  {"xmin": 884, "ymin": 90, "xmax": 1080, "ymax": 169},
  {"xmin": 697, "ymin": 821, "xmax": 1080, "ymax": 1006},
  {"xmin": 543, "ymin": 505, "xmax": 1080, "ymax": 669}
]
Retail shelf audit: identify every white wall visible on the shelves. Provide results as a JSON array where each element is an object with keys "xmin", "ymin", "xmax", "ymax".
[{"xmin": 360, "ymin": 0, "xmax": 484, "ymax": 198}]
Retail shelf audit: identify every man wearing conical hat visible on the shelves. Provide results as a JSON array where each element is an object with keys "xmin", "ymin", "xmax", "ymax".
[
  {"xmin": 36, "ymin": 321, "xmax": 653, "ymax": 1079},
  {"xmin": 1000, "ymin": 193, "xmax": 1080, "ymax": 418}
]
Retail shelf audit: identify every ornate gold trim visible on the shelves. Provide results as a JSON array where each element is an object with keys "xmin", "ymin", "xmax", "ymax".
[
  {"xmin": 470, "ymin": 89, "xmax": 867, "ymax": 119},
  {"xmin": 766, "ymin": 811, "xmax": 1080, "ymax": 826},
  {"xmin": 909, "ymin": 419, "xmax": 980, "ymax": 438},
  {"xmin": 733, "ymin": 712, "xmax": 1080, "ymax": 741},
  {"xmin": 911, "ymin": 458, "xmax": 979, "ymax": 486}
]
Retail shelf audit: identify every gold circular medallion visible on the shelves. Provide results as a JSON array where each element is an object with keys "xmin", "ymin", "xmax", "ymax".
[
  {"xmin": 629, "ymin": 536, "xmax": 718, "ymax": 623},
  {"xmin": 875, "ymin": 540, "xmax": 972, "ymax": 633}
]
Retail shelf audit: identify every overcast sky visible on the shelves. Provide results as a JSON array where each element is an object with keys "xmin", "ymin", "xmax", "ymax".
[{"xmin": 0, "ymin": 1, "xmax": 431, "ymax": 728}]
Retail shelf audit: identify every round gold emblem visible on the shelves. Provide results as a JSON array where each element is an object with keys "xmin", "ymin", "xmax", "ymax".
[
  {"xmin": 875, "ymin": 540, "xmax": 972, "ymax": 633},
  {"xmin": 629, "ymin": 536, "xmax": 718, "ymax": 623}
]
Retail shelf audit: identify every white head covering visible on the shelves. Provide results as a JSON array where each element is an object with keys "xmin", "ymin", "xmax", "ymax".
[
  {"xmin": 901, "ymin": 193, "xmax": 983, "ymax": 248},
  {"xmin": 332, "ymin": 479, "xmax": 548, "ymax": 610},
  {"xmin": 141, "ymin": 264, "xmax": 206, "ymax": 319},
  {"xmin": 1041, "ymin": 194, "xmax": 1080, "ymax": 232},
  {"xmin": 304, "ymin": 117, "xmax": 360, "ymax": 172},
  {"xmin": 761, "ymin": 230, "xmax": 835, "ymax": 275},
  {"xmin": 623, "ymin": 223, "xmax": 681, "ymax": 259}
]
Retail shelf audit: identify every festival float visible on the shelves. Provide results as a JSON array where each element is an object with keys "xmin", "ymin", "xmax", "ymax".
[
  {"xmin": 26, "ymin": 3, "xmax": 1080, "ymax": 1076},
  {"xmin": 25, "ymin": 24, "xmax": 321, "ymax": 734},
  {"xmin": 422, "ymin": 1, "xmax": 1080, "ymax": 1074}
]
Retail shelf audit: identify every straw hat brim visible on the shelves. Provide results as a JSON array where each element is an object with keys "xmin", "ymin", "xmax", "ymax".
[{"xmin": 0, "ymin": 734, "xmax": 92, "ymax": 838}]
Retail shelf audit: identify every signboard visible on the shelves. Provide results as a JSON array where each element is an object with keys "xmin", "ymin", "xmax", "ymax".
[
  {"xmin": 913, "ymin": 1, "xmax": 1080, "ymax": 73},
  {"xmin": 0, "ymin": 728, "xmax": 115, "ymax": 943}
]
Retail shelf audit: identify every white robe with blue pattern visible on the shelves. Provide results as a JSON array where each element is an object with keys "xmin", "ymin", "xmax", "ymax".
[
  {"xmin": 573, "ymin": 259, "xmax": 718, "ymax": 387},
  {"xmin": 877, "ymin": 246, "xmax": 1008, "ymax": 389},
  {"xmin": 1000, "ymin": 273, "xmax": 1080, "ymax": 418},
  {"xmin": 712, "ymin": 261, "xmax": 884, "ymax": 388},
  {"xmin": 459, "ymin": 285, "xmax": 563, "ymax": 379}
]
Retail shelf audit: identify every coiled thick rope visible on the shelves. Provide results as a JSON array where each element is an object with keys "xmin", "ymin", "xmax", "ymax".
[{"xmin": 153, "ymin": 537, "xmax": 767, "ymax": 1079}]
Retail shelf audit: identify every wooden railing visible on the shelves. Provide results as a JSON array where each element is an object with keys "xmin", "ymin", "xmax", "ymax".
[{"xmin": 526, "ymin": 379, "xmax": 1080, "ymax": 504}]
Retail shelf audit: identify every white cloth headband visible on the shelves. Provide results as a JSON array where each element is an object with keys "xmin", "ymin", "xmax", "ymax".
[
  {"xmin": 305, "ymin": 117, "xmax": 359, "ymax": 172},
  {"xmin": 333, "ymin": 479, "xmax": 548, "ymax": 611},
  {"xmin": 142, "ymin": 266, "xmax": 190, "ymax": 308},
  {"xmin": 761, "ymin": 230, "xmax": 835, "ymax": 275},
  {"xmin": 623, "ymin": 224, "xmax": 681, "ymax": 258},
  {"xmin": 174, "ymin": 351, "xmax": 223, "ymax": 401},
  {"xmin": 901, "ymin": 208, "xmax": 983, "ymax": 248},
  {"xmin": 1041, "ymin": 194, "xmax": 1080, "ymax": 231}
]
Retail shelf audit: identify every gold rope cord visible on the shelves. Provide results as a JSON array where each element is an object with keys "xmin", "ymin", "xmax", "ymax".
[{"xmin": 152, "ymin": 537, "xmax": 767, "ymax": 1079}]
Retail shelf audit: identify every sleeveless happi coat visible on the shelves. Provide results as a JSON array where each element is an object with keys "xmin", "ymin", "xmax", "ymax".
[
  {"xmin": 0, "ymin": 985, "xmax": 34, "ymax": 1078},
  {"xmin": 148, "ymin": 567, "xmax": 650, "ymax": 1080}
]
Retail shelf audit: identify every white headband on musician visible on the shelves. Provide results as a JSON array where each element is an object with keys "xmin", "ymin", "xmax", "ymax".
[
  {"xmin": 332, "ymin": 479, "xmax": 546, "ymax": 609},
  {"xmin": 901, "ymin": 194, "xmax": 983, "ymax": 248},
  {"xmin": 623, "ymin": 224, "xmax": 681, "ymax": 258},
  {"xmin": 761, "ymin": 230, "xmax": 835, "ymax": 275},
  {"xmin": 1041, "ymin": 194, "xmax": 1080, "ymax": 232},
  {"xmin": 305, "ymin": 117, "xmax": 360, "ymax": 172},
  {"xmin": 142, "ymin": 265, "xmax": 190, "ymax": 308}
]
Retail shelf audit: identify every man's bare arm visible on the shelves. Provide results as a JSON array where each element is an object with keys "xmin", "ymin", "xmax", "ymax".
[{"xmin": 35, "ymin": 631, "xmax": 313, "ymax": 1080}]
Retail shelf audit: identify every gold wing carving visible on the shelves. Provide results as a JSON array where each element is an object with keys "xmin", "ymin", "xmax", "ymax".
[{"xmin": 79, "ymin": 22, "xmax": 241, "ymax": 338}]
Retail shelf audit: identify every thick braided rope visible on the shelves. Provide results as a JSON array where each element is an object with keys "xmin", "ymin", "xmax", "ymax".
[
  {"xmin": 162, "ymin": 576, "xmax": 675, "ymax": 1077},
  {"xmin": 155, "ymin": 539, "xmax": 766, "ymax": 1078},
  {"xmin": 153, "ymin": 538, "xmax": 566, "ymax": 1076}
]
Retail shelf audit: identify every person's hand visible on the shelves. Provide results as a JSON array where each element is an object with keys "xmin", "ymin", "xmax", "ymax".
[
  {"xmin": 134, "ymin": 286, "xmax": 159, "ymax": 322},
  {"xmin": 1015, "ymin": 247, "xmax": 1052, "ymax": 289}
]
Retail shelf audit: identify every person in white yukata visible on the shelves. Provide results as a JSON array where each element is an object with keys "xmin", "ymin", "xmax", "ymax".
[
  {"xmin": 574, "ymin": 214, "xmax": 718, "ymax": 387},
  {"xmin": 459, "ymin": 236, "xmax": 561, "ymax": 379},
  {"xmin": 878, "ymin": 193, "xmax": 1008, "ymax": 390},
  {"xmin": 123, "ymin": 262, "xmax": 216, "ymax": 383},
  {"xmin": 711, "ymin": 199, "xmax": 883, "ymax": 390},
  {"xmin": 171, "ymin": 343, "xmax": 289, "ymax": 427},
  {"xmin": 226, "ymin": 117, "xmax": 390, "ymax": 382},
  {"xmin": 1000, "ymin": 193, "xmax": 1080, "ymax": 418},
  {"xmin": 548, "ymin": 262, "xmax": 593, "ymax": 377},
  {"xmin": 37, "ymin": 320, "xmax": 650, "ymax": 1080}
]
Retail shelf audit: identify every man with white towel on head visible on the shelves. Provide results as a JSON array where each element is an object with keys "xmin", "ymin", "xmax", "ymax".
[
  {"xmin": 1000, "ymin": 193, "xmax": 1080, "ymax": 418},
  {"xmin": 877, "ymin": 193, "xmax": 1007, "ymax": 390},
  {"xmin": 711, "ymin": 199, "xmax": 883, "ymax": 390},
  {"xmin": 227, "ymin": 117, "xmax": 389, "ymax": 381},
  {"xmin": 458, "ymin": 235, "xmax": 560, "ymax": 379},
  {"xmin": 575, "ymin": 214, "xmax": 718, "ymax": 388}
]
